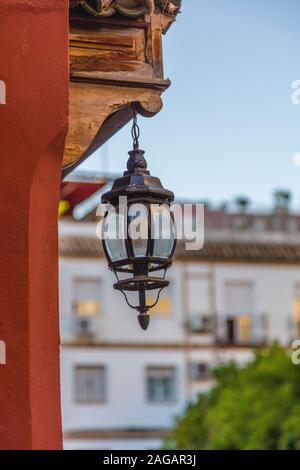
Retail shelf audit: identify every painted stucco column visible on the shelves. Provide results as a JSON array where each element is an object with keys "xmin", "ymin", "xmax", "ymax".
[{"xmin": 0, "ymin": 1, "xmax": 68, "ymax": 449}]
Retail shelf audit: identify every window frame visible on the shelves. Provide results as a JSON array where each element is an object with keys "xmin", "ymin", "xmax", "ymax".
[
  {"xmin": 72, "ymin": 276, "xmax": 103, "ymax": 317},
  {"xmin": 145, "ymin": 366, "xmax": 177, "ymax": 404},
  {"xmin": 74, "ymin": 364, "xmax": 107, "ymax": 405}
]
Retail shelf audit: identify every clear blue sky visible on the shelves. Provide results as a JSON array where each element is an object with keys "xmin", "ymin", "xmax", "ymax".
[{"xmin": 77, "ymin": 0, "xmax": 300, "ymax": 210}]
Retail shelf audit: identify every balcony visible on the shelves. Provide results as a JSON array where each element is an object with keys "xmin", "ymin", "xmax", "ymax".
[
  {"xmin": 185, "ymin": 315, "xmax": 215, "ymax": 334},
  {"xmin": 216, "ymin": 315, "xmax": 268, "ymax": 346},
  {"xmin": 60, "ymin": 315, "xmax": 102, "ymax": 343}
]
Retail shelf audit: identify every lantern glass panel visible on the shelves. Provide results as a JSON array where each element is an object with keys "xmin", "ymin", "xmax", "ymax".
[
  {"xmin": 103, "ymin": 210, "xmax": 127, "ymax": 262},
  {"xmin": 128, "ymin": 203, "xmax": 149, "ymax": 258},
  {"xmin": 152, "ymin": 204, "xmax": 175, "ymax": 259}
]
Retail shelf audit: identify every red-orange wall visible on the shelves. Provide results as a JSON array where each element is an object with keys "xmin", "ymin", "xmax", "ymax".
[{"xmin": 0, "ymin": 1, "xmax": 69, "ymax": 449}]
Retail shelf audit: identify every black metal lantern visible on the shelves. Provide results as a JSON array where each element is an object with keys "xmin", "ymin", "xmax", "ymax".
[{"xmin": 101, "ymin": 113, "xmax": 176, "ymax": 330}]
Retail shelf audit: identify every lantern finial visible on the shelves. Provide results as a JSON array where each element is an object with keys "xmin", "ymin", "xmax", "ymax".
[
  {"xmin": 127, "ymin": 148, "xmax": 148, "ymax": 173},
  {"xmin": 138, "ymin": 313, "xmax": 151, "ymax": 331}
]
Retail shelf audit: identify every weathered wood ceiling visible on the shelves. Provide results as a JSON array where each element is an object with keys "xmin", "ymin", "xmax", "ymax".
[{"xmin": 63, "ymin": 1, "xmax": 182, "ymax": 176}]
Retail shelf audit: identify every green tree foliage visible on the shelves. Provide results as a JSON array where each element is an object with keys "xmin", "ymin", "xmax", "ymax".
[{"xmin": 166, "ymin": 344, "xmax": 300, "ymax": 450}]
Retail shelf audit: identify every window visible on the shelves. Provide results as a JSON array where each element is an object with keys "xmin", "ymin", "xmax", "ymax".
[
  {"xmin": 189, "ymin": 363, "xmax": 211, "ymax": 381},
  {"xmin": 74, "ymin": 366, "xmax": 106, "ymax": 403},
  {"xmin": 146, "ymin": 367, "xmax": 176, "ymax": 403},
  {"xmin": 223, "ymin": 282, "xmax": 254, "ymax": 343},
  {"xmin": 225, "ymin": 282, "xmax": 254, "ymax": 317},
  {"xmin": 185, "ymin": 275, "xmax": 212, "ymax": 333},
  {"xmin": 295, "ymin": 300, "xmax": 300, "ymax": 337},
  {"xmin": 186, "ymin": 315, "xmax": 213, "ymax": 333},
  {"xmin": 147, "ymin": 287, "xmax": 172, "ymax": 316},
  {"xmin": 186, "ymin": 276, "xmax": 210, "ymax": 316},
  {"xmin": 73, "ymin": 278, "xmax": 102, "ymax": 316},
  {"xmin": 224, "ymin": 316, "xmax": 253, "ymax": 344},
  {"xmin": 237, "ymin": 316, "xmax": 252, "ymax": 341}
]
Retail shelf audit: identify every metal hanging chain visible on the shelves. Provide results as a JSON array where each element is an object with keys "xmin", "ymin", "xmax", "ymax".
[
  {"xmin": 127, "ymin": 109, "xmax": 148, "ymax": 173},
  {"xmin": 131, "ymin": 112, "xmax": 140, "ymax": 149}
]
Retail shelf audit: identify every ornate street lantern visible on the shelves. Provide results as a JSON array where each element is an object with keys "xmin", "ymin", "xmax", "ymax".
[{"xmin": 101, "ymin": 113, "xmax": 176, "ymax": 330}]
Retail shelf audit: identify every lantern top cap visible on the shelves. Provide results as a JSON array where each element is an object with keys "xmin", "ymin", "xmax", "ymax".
[
  {"xmin": 101, "ymin": 158, "xmax": 174, "ymax": 204},
  {"xmin": 102, "ymin": 117, "xmax": 174, "ymax": 204}
]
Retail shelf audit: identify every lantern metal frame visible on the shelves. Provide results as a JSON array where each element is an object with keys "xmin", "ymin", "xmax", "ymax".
[{"xmin": 101, "ymin": 112, "xmax": 176, "ymax": 330}]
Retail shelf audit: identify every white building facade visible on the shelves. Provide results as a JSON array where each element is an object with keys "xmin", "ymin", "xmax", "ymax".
[{"xmin": 59, "ymin": 219, "xmax": 300, "ymax": 450}]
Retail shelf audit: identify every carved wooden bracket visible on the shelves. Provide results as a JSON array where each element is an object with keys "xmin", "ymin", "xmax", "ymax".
[{"xmin": 63, "ymin": 2, "xmax": 181, "ymax": 176}]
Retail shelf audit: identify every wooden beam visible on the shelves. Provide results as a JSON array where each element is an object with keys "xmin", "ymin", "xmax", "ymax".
[{"xmin": 63, "ymin": 12, "xmax": 171, "ymax": 170}]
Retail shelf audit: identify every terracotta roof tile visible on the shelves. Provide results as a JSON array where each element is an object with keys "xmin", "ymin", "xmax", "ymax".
[{"xmin": 59, "ymin": 236, "xmax": 300, "ymax": 264}]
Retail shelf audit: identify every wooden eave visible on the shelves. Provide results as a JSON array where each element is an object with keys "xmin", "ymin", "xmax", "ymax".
[{"xmin": 63, "ymin": 2, "xmax": 182, "ymax": 175}]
